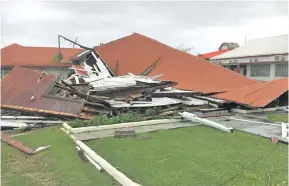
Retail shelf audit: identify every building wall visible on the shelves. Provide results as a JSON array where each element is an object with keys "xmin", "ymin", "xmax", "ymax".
[
  {"xmin": 214, "ymin": 54, "xmax": 288, "ymax": 65},
  {"xmin": 246, "ymin": 63, "xmax": 275, "ymax": 81},
  {"xmin": 213, "ymin": 53, "xmax": 288, "ymax": 81},
  {"xmin": 1, "ymin": 66, "xmax": 71, "ymax": 79}
]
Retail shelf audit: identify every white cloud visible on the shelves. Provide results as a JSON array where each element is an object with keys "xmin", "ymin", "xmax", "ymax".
[
  {"xmin": 2, "ymin": 1, "xmax": 72, "ymax": 24},
  {"xmin": 1, "ymin": 1, "xmax": 288, "ymax": 53}
]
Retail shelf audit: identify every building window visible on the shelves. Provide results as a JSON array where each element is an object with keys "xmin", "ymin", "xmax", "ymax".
[
  {"xmin": 274, "ymin": 55, "xmax": 283, "ymax": 61},
  {"xmin": 275, "ymin": 55, "xmax": 280, "ymax": 61},
  {"xmin": 275, "ymin": 63, "xmax": 288, "ymax": 77},
  {"xmin": 250, "ymin": 64, "xmax": 270, "ymax": 77}
]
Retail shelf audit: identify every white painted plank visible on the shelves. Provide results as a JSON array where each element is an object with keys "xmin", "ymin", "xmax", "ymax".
[
  {"xmin": 194, "ymin": 96, "xmax": 227, "ymax": 103},
  {"xmin": 75, "ymin": 140, "xmax": 140, "ymax": 186},
  {"xmin": 1, "ymin": 120, "xmax": 63, "ymax": 124},
  {"xmin": 179, "ymin": 112, "xmax": 233, "ymax": 133},
  {"xmin": 1, "ymin": 116, "xmax": 46, "ymax": 120},
  {"xmin": 1, "ymin": 121, "xmax": 27, "ymax": 128},
  {"xmin": 109, "ymin": 97, "xmax": 180, "ymax": 108}
]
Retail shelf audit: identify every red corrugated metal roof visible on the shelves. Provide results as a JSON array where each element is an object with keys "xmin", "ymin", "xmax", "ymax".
[
  {"xmin": 96, "ymin": 33, "xmax": 256, "ymax": 94},
  {"xmin": 213, "ymin": 77, "xmax": 288, "ymax": 107},
  {"xmin": 1, "ymin": 44, "xmax": 83, "ymax": 67},
  {"xmin": 72, "ymin": 65, "xmax": 89, "ymax": 77},
  {"xmin": 1, "ymin": 66, "xmax": 84, "ymax": 116},
  {"xmin": 200, "ymin": 50, "xmax": 230, "ymax": 59}
]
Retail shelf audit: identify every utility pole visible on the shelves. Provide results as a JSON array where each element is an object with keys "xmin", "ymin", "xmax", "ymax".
[
  {"xmin": 72, "ymin": 36, "xmax": 79, "ymax": 48},
  {"xmin": 245, "ymin": 34, "xmax": 247, "ymax": 44}
]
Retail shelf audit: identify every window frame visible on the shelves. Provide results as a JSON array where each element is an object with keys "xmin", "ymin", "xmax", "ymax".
[
  {"xmin": 250, "ymin": 64, "xmax": 271, "ymax": 77},
  {"xmin": 275, "ymin": 63, "xmax": 288, "ymax": 77}
]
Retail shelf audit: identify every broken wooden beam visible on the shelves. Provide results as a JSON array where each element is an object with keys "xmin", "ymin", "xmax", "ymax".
[
  {"xmin": 60, "ymin": 80, "xmax": 78, "ymax": 91},
  {"xmin": 55, "ymin": 84, "xmax": 112, "ymax": 108},
  {"xmin": 1, "ymin": 133, "xmax": 50, "ymax": 155},
  {"xmin": 179, "ymin": 112, "xmax": 233, "ymax": 133}
]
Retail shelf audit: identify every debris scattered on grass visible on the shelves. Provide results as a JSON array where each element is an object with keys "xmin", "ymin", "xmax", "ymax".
[
  {"xmin": 1, "ymin": 133, "xmax": 50, "ymax": 155},
  {"xmin": 1, "ymin": 35, "xmax": 288, "ymax": 144}
]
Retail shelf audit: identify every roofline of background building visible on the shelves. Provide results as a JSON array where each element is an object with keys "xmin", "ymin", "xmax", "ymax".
[
  {"xmin": 212, "ymin": 52, "xmax": 289, "ymax": 60},
  {"xmin": 220, "ymin": 61, "xmax": 288, "ymax": 66},
  {"xmin": 1, "ymin": 43, "xmax": 83, "ymax": 50}
]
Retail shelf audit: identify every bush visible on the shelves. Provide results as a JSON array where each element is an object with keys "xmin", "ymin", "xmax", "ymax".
[
  {"xmin": 144, "ymin": 108, "xmax": 158, "ymax": 116},
  {"xmin": 69, "ymin": 110, "xmax": 174, "ymax": 128}
]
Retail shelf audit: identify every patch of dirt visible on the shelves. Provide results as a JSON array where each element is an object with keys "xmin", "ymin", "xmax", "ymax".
[
  {"xmin": 25, "ymin": 172, "xmax": 56, "ymax": 186},
  {"xmin": 4, "ymin": 153, "xmax": 56, "ymax": 186}
]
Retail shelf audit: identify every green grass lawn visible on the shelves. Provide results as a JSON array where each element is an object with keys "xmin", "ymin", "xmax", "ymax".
[
  {"xmin": 87, "ymin": 126, "xmax": 288, "ymax": 186},
  {"xmin": 2, "ymin": 122, "xmax": 288, "ymax": 186},
  {"xmin": 1, "ymin": 127, "xmax": 118, "ymax": 186},
  {"xmin": 268, "ymin": 113, "xmax": 288, "ymax": 123}
]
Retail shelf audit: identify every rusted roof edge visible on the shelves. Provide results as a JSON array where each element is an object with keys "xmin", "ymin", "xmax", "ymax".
[{"xmin": 1, "ymin": 104, "xmax": 90, "ymax": 119}]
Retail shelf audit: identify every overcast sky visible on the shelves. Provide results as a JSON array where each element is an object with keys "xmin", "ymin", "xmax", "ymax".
[{"xmin": 1, "ymin": 0, "xmax": 288, "ymax": 54}]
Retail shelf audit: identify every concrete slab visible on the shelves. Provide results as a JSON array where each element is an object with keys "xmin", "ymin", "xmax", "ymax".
[
  {"xmin": 209, "ymin": 114, "xmax": 283, "ymax": 140},
  {"xmin": 74, "ymin": 121, "xmax": 199, "ymax": 141}
]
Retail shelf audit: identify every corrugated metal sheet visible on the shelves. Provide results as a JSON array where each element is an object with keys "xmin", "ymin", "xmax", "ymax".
[
  {"xmin": 199, "ymin": 50, "xmax": 229, "ymax": 59},
  {"xmin": 1, "ymin": 66, "xmax": 84, "ymax": 116},
  {"xmin": 96, "ymin": 33, "xmax": 256, "ymax": 94},
  {"xmin": 213, "ymin": 77, "xmax": 288, "ymax": 107}
]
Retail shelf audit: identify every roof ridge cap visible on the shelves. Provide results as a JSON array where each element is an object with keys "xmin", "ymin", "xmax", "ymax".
[
  {"xmin": 98, "ymin": 32, "xmax": 139, "ymax": 46},
  {"xmin": 248, "ymin": 34, "xmax": 288, "ymax": 42}
]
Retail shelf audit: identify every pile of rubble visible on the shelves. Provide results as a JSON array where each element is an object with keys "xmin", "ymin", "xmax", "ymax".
[
  {"xmin": 1, "ymin": 40, "xmax": 287, "ymax": 131},
  {"xmin": 1, "ymin": 49, "xmax": 233, "ymax": 130}
]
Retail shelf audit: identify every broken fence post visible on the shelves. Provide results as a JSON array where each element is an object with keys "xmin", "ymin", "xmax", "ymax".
[{"xmin": 179, "ymin": 112, "xmax": 233, "ymax": 133}]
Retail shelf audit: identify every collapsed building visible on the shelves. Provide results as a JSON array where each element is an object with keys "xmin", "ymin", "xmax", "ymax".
[
  {"xmin": 1, "ymin": 33, "xmax": 288, "ymax": 124},
  {"xmin": 1, "ymin": 33, "xmax": 288, "ymax": 186}
]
